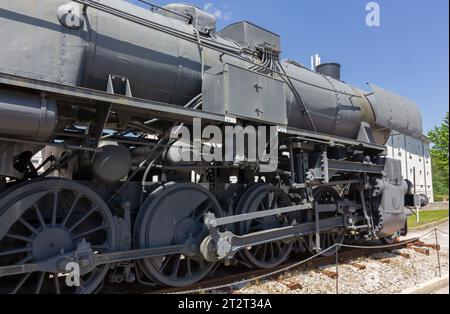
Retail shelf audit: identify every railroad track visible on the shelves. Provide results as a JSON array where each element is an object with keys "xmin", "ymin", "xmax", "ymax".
[{"xmin": 101, "ymin": 237, "xmax": 422, "ymax": 294}]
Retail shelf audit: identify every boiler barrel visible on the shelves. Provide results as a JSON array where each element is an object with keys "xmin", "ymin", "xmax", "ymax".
[{"xmin": 0, "ymin": 0, "xmax": 422, "ymax": 144}]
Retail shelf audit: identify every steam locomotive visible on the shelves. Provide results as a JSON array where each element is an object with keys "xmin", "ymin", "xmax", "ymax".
[{"xmin": 0, "ymin": 0, "xmax": 424, "ymax": 293}]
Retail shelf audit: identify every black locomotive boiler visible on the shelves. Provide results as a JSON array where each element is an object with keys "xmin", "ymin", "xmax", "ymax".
[{"xmin": 0, "ymin": 0, "xmax": 424, "ymax": 293}]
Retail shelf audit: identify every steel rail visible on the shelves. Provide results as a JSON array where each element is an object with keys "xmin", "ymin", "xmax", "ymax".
[{"xmin": 140, "ymin": 237, "xmax": 421, "ymax": 294}]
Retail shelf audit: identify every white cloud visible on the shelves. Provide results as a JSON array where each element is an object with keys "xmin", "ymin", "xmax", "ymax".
[
  {"xmin": 213, "ymin": 9, "xmax": 223, "ymax": 19},
  {"xmin": 203, "ymin": 3, "xmax": 213, "ymax": 11},
  {"xmin": 203, "ymin": 2, "xmax": 232, "ymax": 21}
]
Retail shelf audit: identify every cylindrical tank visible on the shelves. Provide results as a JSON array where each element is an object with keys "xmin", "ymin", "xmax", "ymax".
[
  {"xmin": 0, "ymin": 89, "xmax": 58, "ymax": 140},
  {"xmin": 91, "ymin": 142, "xmax": 132, "ymax": 183},
  {"xmin": 316, "ymin": 63, "xmax": 341, "ymax": 81}
]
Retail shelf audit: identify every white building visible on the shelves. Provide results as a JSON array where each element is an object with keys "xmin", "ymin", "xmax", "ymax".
[{"xmin": 386, "ymin": 133, "xmax": 434, "ymax": 202}]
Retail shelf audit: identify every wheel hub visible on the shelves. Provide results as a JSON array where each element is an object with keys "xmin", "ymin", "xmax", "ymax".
[
  {"xmin": 32, "ymin": 228, "xmax": 74, "ymax": 261},
  {"xmin": 174, "ymin": 218, "xmax": 201, "ymax": 244}
]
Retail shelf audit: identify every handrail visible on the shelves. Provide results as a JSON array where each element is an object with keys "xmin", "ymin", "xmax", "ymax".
[{"xmin": 137, "ymin": 0, "xmax": 192, "ymax": 23}]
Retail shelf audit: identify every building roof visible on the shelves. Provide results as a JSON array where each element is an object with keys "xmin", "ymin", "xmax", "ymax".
[{"xmin": 422, "ymin": 135, "xmax": 432, "ymax": 143}]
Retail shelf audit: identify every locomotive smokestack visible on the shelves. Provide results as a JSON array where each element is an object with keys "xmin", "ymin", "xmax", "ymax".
[{"xmin": 316, "ymin": 63, "xmax": 341, "ymax": 81}]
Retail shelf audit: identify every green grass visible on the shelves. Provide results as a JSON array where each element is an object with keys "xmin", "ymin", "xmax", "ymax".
[{"xmin": 408, "ymin": 210, "xmax": 449, "ymax": 229}]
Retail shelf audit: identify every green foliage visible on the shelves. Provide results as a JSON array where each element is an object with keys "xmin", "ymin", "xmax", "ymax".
[
  {"xmin": 408, "ymin": 210, "xmax": 449, "ymax": 229},
  {"xmin": 428, "ymin": 112, "xmax": 449, "ymax": 197}
]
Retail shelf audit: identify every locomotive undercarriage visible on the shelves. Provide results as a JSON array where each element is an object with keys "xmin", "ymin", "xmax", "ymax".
[{"xmin": 0, "ymin": 73, "xmax": 410, "ymax": 293}]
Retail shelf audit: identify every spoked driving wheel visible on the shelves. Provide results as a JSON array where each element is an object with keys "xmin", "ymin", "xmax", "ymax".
[
  {"xmin": 0, "ymin": 179, "xmax": 117, "ymax": 294},
  {"xmin": 134, "ymin": 183, "xmax": 222, "ymax": 287},
  {"xmin": 236, "ymin": 184, "xmax": 294, "ymax": 269},
  {"xmin": 310, "ymin": 187, "xmax": 345, "ymax": 257}
]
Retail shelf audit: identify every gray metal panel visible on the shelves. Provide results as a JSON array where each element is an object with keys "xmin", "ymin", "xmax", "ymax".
[
  {"xmin": 0, "ymin": 0, "xmax": 86, "ymax": 85},
  {"xmin": 203, "ymin": 64, "xmax": 287, "ymax": 125},
  {"xmin": 282, "ymin": 62, "xmax": 364, "ymax": 139},
  {"xmin": 368, "ymin": 84, "xmax": 423, "ymax": 139},
  {"xmin": 218, "ymin": 21, "xmax": 281, "ymax": 50}
]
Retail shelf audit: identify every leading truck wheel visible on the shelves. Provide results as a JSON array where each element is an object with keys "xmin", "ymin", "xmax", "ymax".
[
  {"xmin": 134, "ymin": 183, "xmax": 222, "ymax": 287},
  {"xmin": 236, "ymin": 184, "xmax": 295, "ymax": 269},
  {"xmin": 0, "ymin": 179, "xmax": 117, "ymax": 294}
]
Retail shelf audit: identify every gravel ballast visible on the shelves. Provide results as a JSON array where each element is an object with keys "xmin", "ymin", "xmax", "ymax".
[{"xmin": 229, "ymin": 248, "xmax": 449, "ymax": 294}]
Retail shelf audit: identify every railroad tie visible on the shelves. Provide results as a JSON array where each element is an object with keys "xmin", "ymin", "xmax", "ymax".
[
  {"xmin": 407, "ymin": 241, "xmax": 425, "ymax": 248},
  {"xmin": 283, "ymin": 281, "xmax": 303, "ymax": 291},
  {"xmin": 315, "ymin": 269, "xmax": 338, "ymax": 279},
  {"xmin": 394, "ymin": 252, "xmax": 411, "ymax": 259},
  {"xmin": 415, "ymin": 243, "xmax": 441, "ymax": 251},
  {"xmin": 349, "ymin": 262, "xmax": 367, "ymax": 270},
  {"xmin": 412, "ymin": 247, "xmax": 431, "ymax": 256}
]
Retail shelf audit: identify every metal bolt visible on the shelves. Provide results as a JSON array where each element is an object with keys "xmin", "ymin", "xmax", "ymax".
[{"xmin": 79, "ymin": 256, "xmax": 90, "ymax": 268}]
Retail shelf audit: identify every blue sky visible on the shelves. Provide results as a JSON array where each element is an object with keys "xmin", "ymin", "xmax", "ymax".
[{"xmin": 127, "ymin": 0, "xmax": 449, "ymax": 133}]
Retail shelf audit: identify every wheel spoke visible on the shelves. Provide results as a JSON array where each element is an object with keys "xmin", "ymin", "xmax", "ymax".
[
  {"xmin": 11, "ymin": 272, "xmax": 31, "ymax": 294},
  {"xmin": 253, "ymin": 244, "xmax": 262, "ymax": 258},
  {"xmin": 18, "ymin": 218, "xmax": 39, "ymax": 235},
  {"xmin": 33, "ymin": 204, "xmax": 46, "ymax": 230},
  {"xmin": 15, "ymin": 255, "xmax": 33, "ymax": 265},
  {"xmin": 6, "ymin": 233, "xmax": 33, "ymax": 243},
  {"xmin": 54, "ymin": 275, "xmax": 61, "ymax": 294},
  {"xmin": 276, "ymin": 241, "xmax": 283, "ymax": 253},
  {"xmin": 0, "ymin": 247, "xmax": 31, "ymax": 257},
  {"xmin": 269, "ymin": 243, "xmax": 275, "ymax": 262},
  {"xmin": 160, "ymin": 255, "xmax": 173, "ymax": 272},
  {"xmin": 171, "ymin": 255, "xmax": 181, "ymax": 278},
  {"xmin": 261, "ymin": 197, "xmax": 268, "ymax": 211},
  {"xmin": 68, "ymin": 207, "xmax": 98, "ymax": 232},
  {"xmin": 61, "ymin": 193, "xmax": 81, "ymax": 228},
  {"xmin": 262, "ymin": 243, "xmax": 268, "ymax": 262},
  {"xmin": 270, "ymin": 192, "xmax": 278, "ymax": 209},
  {"xmin": 52, "ymin": 191, "xmax": 59, "ymax": 227},
  {"xmin": 72, "ymin": 224, "xmax": 107, "ymax": 240},
  {"xmin": 35, "ymin": 272, "xmax": 45, "ymax": 294},
  {"xmin": 186, "ymin": 257, "xmax": 192, "ymax": 278}
]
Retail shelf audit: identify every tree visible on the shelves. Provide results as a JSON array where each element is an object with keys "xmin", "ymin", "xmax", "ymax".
[{"xmin": 428, "ymin": 112, "xmax": 449, "ymax": 198}]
